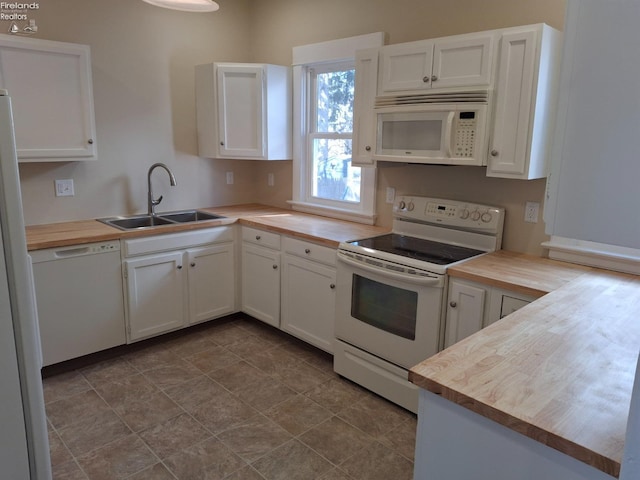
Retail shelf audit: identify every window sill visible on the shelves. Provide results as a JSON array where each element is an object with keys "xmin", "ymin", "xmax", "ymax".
[
  {"xmin": 542, "ymin": 236, "xmax": 640, "ymax": 275},
  {"xmin": 288, "ymin": 201, "xmax": 377, "ymax": 225}
]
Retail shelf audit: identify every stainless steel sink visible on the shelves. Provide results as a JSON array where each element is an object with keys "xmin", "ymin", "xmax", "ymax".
[
  {"xmin": 99, "ymin": 210, "xmax": 225, "ymax": 230},
  {"xmin": 100, "ymin": 215, "xmax": 175, "ymax": 230},
  {"xmin": 159, "ymin": 210, "xmax": 225, "ymax": 223}
]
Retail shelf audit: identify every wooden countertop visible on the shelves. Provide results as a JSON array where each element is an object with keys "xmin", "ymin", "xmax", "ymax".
[
  {"xmin": 25, "ymin": 204, "xmax": 390, "ymax": 251},
  {"xmin": 448, "ymin": 250, "xmax": 592, "ymax": 297},
  {"xmin": 410, "ymin": 266, "xmax": 640, "ymax": 478}
]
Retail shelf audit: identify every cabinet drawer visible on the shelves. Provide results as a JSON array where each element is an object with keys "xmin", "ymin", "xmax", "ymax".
[
  {"xmin": 282, "ymin": 237, "xmax": 336, "ymax": 266},
  {"xmin": 242, "ymin": 227, "xmax": 281, "ymax": 250},
  {"xmin": 123, "ymin": 227, "xmax": 234, "ymax": 257}
]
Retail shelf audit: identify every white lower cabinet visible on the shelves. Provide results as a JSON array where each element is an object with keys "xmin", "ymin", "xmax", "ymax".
[
  {"xmin": 241, "ymin": 227, "xmax": 281, "ymax": 328},
  {"xmin": 281, "ymin": 237, "xmax": 337, "ymax": 353},
  {"xmin": 123, "ymin": 228, "xmax": 236, "ymax": 342},
  {"xmin": 445, "ymin": 277, "xmax": 535, "ymax": 348},
  {"xmin": 445, "ymin": 278, "xmax": 488, "ymax": 348},
  {"xmin": 187, "ymin": 244, "xmax": 235, "ymax": 325},
  {"xmin": 125, "ymin": 251, "xmax": 187, "ymax": 341}
]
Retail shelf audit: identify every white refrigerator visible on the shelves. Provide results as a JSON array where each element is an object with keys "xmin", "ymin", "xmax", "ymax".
[{"xmin": 0, "ymin": 90, "xmax": 51, "ymax": 479}]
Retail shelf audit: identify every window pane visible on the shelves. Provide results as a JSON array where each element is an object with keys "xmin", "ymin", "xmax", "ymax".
[
  {"xmin": 312, "ymin": 138, "xmax": 360, "ymax": 202},
  {"xmin": 315, "ymin": 69, "xmax": 354, "ymax": 133}
]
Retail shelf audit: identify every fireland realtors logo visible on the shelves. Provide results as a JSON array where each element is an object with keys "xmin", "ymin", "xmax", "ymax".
[{"xmin": 1, "ymin": 2, "xmax": 40, "ymax": 35}]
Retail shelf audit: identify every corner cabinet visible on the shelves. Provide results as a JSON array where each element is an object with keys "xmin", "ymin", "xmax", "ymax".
[
  {"xmin": 0, "ymin": 34, "xmax": 97, "ymax": 162},
  {"xmin": 445, "ymin": 277, "xmax": 536, "ymax": 348},
  {"xmin": 281, "ymin": 237, "xmax": 337, "ymax": 353},
  {"xmin": 377, "ymin": 33, "xmax": 494, "ymax": 95},
  {"xmin": 195, "ymin": 62, "xmax": 292, "ymax": 160},
  {"xmin": 122, "ymin": 228, "xmax": 236, "ymax": 342},
  {"xmin": 487, "ymin": 24, "xmax": 562, "ymax": 179},
  {"xmin": 241, "ymin": 227, "xmax": 281, "ymax": 327}
]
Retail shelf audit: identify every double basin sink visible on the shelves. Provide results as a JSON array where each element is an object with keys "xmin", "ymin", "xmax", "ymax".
[{"xmin": 99, "ymin": 210, "xmax": 225, "ymax": 231}]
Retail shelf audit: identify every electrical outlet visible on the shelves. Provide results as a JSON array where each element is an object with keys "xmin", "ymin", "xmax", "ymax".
[
  {"xmin": 524, "ymin": 201, "xmax": 540, "ymax": 223},
  {"xmin": 55, "ymin": 179, "xmax": 74, "ymax": 197},
  {"xmin": 267, "ymin": 173, "xmax": 275, "ymax": 187},
  {"xmin": 226, "ymin": 172, "xmax": 234, "ymax": 185},
  {"xmin": 386, "ymin": 187, "xmax": 396, "ymax": 204}
]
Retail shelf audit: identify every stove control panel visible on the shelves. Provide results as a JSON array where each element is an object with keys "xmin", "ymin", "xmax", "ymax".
[{"xmin": 393, "ymin": 196, "xmax": 504, "ymax": 234}]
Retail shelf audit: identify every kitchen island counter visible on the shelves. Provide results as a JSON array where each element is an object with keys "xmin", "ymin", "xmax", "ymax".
[
  {"xmin": 25, "ymin": 204, "xmax": 390, "ymax": 251},
  {"xmin": 409, "ymin": 265, "xmax": 640, "ymax": 478}
]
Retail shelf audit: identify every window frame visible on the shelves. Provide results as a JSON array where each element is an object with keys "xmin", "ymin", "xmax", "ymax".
[{"xmin": 290, "ymin": 33, "xmax": 384, "ymax": 224}]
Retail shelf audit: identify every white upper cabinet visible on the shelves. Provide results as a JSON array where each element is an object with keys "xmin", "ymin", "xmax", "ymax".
[
  {"xmin": 352, "ymin": 48, "xmax": 378, "ymax": 166},
  {"xmin": 195, "ymin": 62, "xmax": 292, "ymax": 160},
  {"xmin": 0, "ymin": 34, "xmax": 97, "ymax": 162},
  {"xmin": 487, "ymin": 24, "xmax": 562, "ymax": 179},
  {"xmin": 377, "ymin": 33, "xmax": 494, "ymax": 95}
]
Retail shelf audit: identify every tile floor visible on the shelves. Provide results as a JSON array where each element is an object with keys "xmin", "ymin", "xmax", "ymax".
[{"xmin": 43, "ymin": 314, "xmax": 417, "ymax": 480}]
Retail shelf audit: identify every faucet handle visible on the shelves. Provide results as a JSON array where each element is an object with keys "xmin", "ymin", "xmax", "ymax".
[{"xmin": 152, "ymin": 195, "xmax": 163, "ymax": 206}]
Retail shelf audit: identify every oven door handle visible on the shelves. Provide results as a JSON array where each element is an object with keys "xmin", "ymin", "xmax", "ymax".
[{"xmin": 337, "ymin": 251, "xmax": 443, "ymax": 287}]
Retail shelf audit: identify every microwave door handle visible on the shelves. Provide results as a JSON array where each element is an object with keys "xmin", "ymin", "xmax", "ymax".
[{"xmin": 444, "ymin": 111, "xmax": 455, "ymax": 158}]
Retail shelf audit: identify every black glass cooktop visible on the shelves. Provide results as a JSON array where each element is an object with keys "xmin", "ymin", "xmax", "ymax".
[{"xmin": 349, "ymin": 234, "xmax": 485, "ymax": 265}]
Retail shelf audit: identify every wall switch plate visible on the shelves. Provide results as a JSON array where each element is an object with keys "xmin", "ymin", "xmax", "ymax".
[
  {"xmin": 386, "ymin": 187, "xmax": 396, "ymax": 204},
  {"xmin": 524, "ymin": 201, "xmax": 540, "ymax": 223},
  {"xmin": 267, "ymin": 173, "xmax": 274, "ymax": 187},
  {"xmin": 55, "ymin": 179, "xmax": 74, "ymax": 197},
  {"xmin": 226, "ymin": 172, "xmax": 234, "ymax": 185}
]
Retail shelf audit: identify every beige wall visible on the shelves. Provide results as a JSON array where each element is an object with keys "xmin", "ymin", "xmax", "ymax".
[
  {"xmin": 18, "ymin": 0, "xmax": 258, "ymax": 224},
  {"xmin": 18, "ymin": 0, "xmax": 565, "ymax": 256}
]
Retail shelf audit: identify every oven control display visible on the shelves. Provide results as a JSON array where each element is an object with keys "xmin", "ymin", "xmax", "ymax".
[{"xmin": 426, "ymin": 202, "xmax": 457, "ymax": 218}]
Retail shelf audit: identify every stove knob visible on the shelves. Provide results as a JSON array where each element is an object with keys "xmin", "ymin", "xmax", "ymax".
[
  {"xmin": 470, "ymin": 210, "xmax": 481, "ymax": 221},
  {"xmin": 481, "ymin": 212, "xmax": 493, "ymax": 223},
  {"xmin": 459, "ymin": 208, "xmax": 470, "ymax": 220},
  {"xmin": 398, "ymin": 200, "xmax": 406, "ymax": 210},
  {"xmin": 407, "ymin": 201, "xmax": 415, "ymax": 211}
]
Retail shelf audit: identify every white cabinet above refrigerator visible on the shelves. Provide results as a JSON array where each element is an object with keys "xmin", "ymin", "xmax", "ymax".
[{"xmin": 0, "ymin": 34, "xmax": 97, "ymax": 162}]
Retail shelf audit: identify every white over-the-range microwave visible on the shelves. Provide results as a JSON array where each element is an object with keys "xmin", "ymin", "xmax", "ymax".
[{"xmin": 373, "ymin": 92, "xmax": 490, "ymax": 166}]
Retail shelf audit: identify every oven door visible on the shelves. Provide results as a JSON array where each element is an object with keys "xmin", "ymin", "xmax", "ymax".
[{"xmin": 335, "ymin": 251, "xmax": 445, "ymax": 369}]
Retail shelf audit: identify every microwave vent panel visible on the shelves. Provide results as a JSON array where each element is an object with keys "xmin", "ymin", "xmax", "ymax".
[{"xmin": 375, "ymin": 90, "xmax": 489, "ymax": 108}]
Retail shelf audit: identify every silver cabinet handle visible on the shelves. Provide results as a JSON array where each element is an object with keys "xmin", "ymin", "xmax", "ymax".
[
  {"xmin": 490, "ymin": 149, "xmax": 499, "ymax": 157},
  {"xmin": 190, "ymin": 262, "xmax": 196, "ymax": 267},
  {"xmin": 449, "ymin": 301, "xmax": 457, "ymax": 308},
  {"xmin": 431, "ymin": 74, "xmax": 438, "ymax": 82},
  {"xmin": 422, "ymin": 76, "xmax": 430, "ymax": 83},
  {"xmin": 304, "ymin": 248, "xmax": 311, "ymax": 254},
  {"xmin": 256, "ymin": 235, "xmax": 261, "ymax": 240},
  {"xmin": 177, "ymin": 265, "xmax": 183, "ymax": 270},
  {"xmin": 88, "ymin": 139, "xmax": 94, "ymax": 144},
  {"xmin": 365, "ymin": 146, "xmax": 371, "ymax": 151},
  {"xmin": 220, "ymin": 141, "xmax": 224, "ymax": 146},
  {"xmin": 272, "ymin": 264, "xmax": 278, "ymax": 270},
  {"xmin": 330, "ymin": 284, "xmax": 336, "ymax": 289}
]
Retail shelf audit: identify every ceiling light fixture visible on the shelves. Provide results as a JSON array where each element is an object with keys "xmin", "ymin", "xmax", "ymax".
[{"xmin": 141, "ymin": 0, "xmax": 219, "ymax": 13}]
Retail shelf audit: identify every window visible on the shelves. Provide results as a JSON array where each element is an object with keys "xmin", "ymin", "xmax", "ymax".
[
  {"xmin": 291, "ymin": 33, "xmax": 383, "ymax": 224},
  {"xmin": 309, "ymin": 64, "xmax": 359, "ymax": 204}
]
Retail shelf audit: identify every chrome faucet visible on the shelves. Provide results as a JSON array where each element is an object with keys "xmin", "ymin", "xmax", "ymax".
[{"xmin": 147, "ymin": 163, "xmax": 177, "ymax": 216}]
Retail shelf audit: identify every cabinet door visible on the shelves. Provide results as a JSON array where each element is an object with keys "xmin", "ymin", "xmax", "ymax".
[
  {"xmin": 281, "ymin": 254, "xmax": 336, "ymax": 353},
  {"xmin": 241, "ymin": 243, "xmax": 280, "ymax": 327},
  {"xmin": 352, "ymin": 48, "xmax": 378, "ymax": 166},
  {"xmin": 445, "ymin": 279, "xmax": 487, "ymax": 348},
  {"xmin": 217, "ymin": 64, "xmax": 265, "ymax": 158},
  {"xmin": 488, "ymin": 29, "xmax": 538, "ymax": 177},
  {"xmin": 432, "ymin": 35, "xmax": 494, "ymax": 89},
  {"xmin": 378, "ymin": 41, "xmax": 433, "ymax": 94},
  {"xmin": 187, "ymin": 243, "xmax": 235, "ymax": 325},
  {"xmin": 0, "ymin": 36, "xmax": 96, "ymax": 161},
  {"xmin": 124, "ymin": 252, "xmax": 186, "ymax": 342}
]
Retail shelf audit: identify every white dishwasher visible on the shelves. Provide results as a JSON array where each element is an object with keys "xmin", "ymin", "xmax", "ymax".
[{"xmin": 31, "ymin": 240, "xmax": 126, "ymax": 366}]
